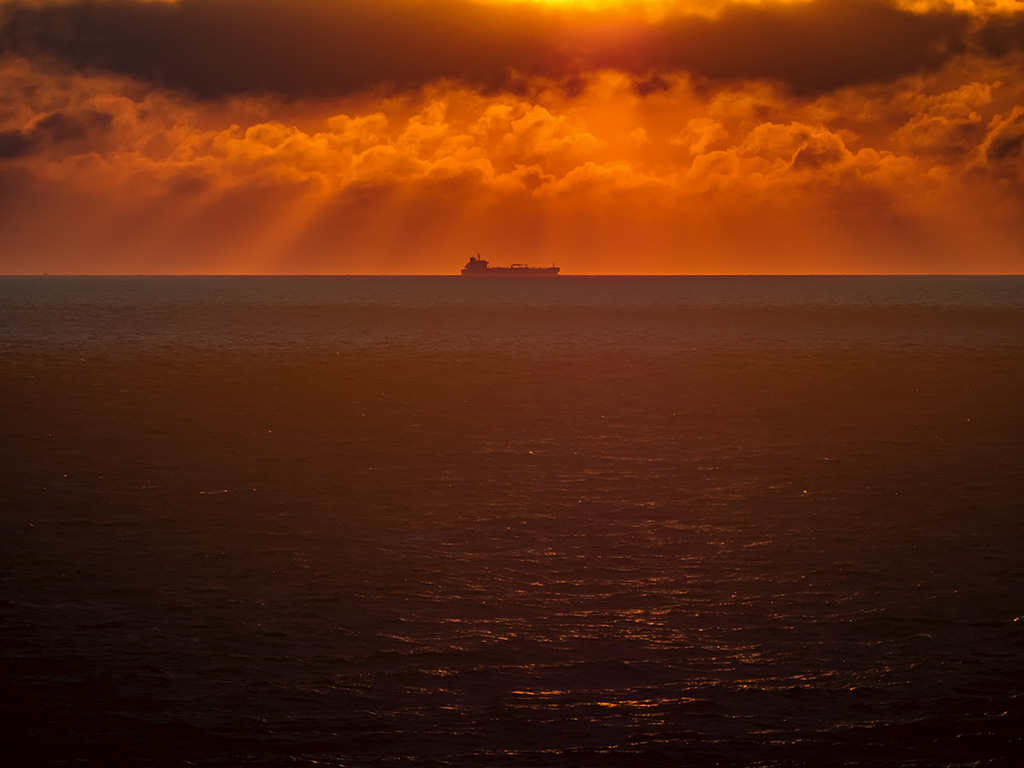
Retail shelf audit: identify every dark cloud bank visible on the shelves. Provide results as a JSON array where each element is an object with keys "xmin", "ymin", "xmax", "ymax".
[{"xmin": 0, "ymin": 0, "xmax": 1021, "ymax": 97}]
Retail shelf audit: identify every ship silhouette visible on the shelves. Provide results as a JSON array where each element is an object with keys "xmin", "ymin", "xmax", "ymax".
[{"xmin": 461, "ymin": 254, "xmax": 560, "ymax": 277}]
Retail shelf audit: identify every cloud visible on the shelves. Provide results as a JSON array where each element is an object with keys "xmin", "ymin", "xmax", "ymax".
[
  {"xmin": 980, "ymin": 104, "xmax": 1024, "ymax": 173},
  {"xmin": 3, "ymin": 9, "xmax": 1024, "ymax": 275},
  {"xmin": 890, "ymin": 81, "xmax": 991, "ymax": 156},
  {"xmin": 0, "ymin": 107, "xmax": 113, "ymax": 156},
  {"xmin": 0, "ymin": 0, "xmax": 563, "ymax": 96},
  {"xmin": 601, "ymin": 0, "xmax": 972, "ymax": 94},
  {"xmin": 0, "ymin": 0, "xmax": 1014, "ymax": 97}
]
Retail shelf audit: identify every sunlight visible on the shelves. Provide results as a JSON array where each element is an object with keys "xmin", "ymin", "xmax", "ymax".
[
  {"xmin": 481, "ymin": 0, "xmax": 682, "ymax": 16},
  {"xmin": 478, "ymin": 0, "xmax": 817, "ymax": 20}
]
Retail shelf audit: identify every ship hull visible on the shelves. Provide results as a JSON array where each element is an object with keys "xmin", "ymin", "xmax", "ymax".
[{"xmin": 461, "ymin": 267, "xmax": 560, "ymax": 277}]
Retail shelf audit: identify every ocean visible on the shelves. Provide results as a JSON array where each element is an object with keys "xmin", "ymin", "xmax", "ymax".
[{"xmin": 1, "ymin": 275, "xmax": 1022, "ymax": 767}]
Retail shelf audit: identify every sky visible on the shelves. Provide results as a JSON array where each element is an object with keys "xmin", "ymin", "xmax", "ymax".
[{"xmin": 1, "ymin": 0, "xmax": 1023, "ymax": 274}]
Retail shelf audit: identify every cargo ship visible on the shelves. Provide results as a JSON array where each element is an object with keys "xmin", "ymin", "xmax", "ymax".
[{"xmin": 461, "ymin": 254, "xmax": 560, "ymax": 277}]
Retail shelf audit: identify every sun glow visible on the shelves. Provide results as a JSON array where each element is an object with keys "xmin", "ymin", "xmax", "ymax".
[
  {"xmin": 480, "ymin": 0, "xmax": 817, "ymax": 20},
  {"xmin": 482, "ymin": 0, "xmax": 683, "ymax": 16},
  {"xmin": 497, "ymin": 0, "xmax": 650, "ymax": 7}
]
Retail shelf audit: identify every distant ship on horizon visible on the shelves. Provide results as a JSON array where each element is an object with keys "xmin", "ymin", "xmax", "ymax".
[{"xmin": 461, "ymin": 254, "xmax": 560, "ymax": 278}]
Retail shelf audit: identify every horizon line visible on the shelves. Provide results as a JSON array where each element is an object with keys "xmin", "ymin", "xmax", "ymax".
[{"xmin": 5, "ymin": 273, "xmax": 1024, "ymax": 279}]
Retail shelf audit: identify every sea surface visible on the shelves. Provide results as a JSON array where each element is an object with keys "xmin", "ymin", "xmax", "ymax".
[{"xmin": 1, "ymin": 276, "xmax": 1022, "ymax": 767}]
